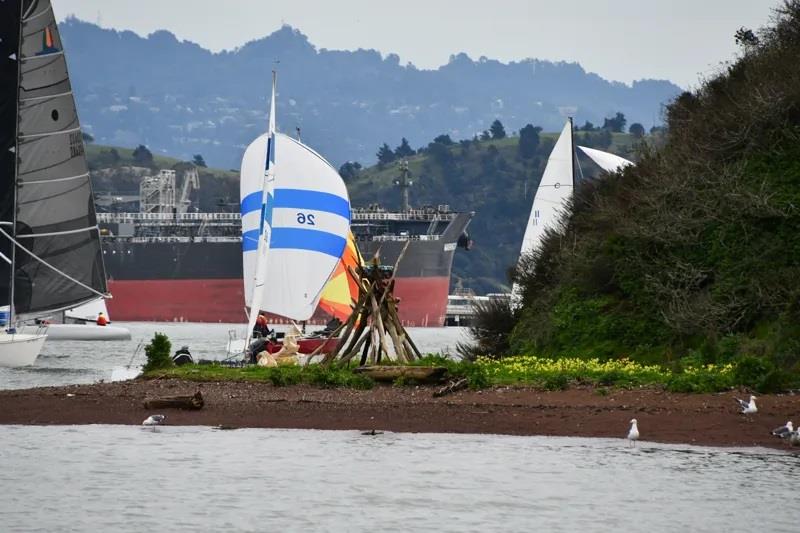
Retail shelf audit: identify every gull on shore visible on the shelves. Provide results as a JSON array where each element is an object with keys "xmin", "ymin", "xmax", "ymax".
[
  {"xmin": 627, "ymin": 419, "xmax": 640, "ymax": 448},
  {"xmin": 790, "ymin": 429, "xmax": 800, "ymax": 447},
  {"xmin": 735, "ymin": 395, "xmax": 758, "ymax": 414},
  {"xmin": 771, "ymin": 421, "xmax": 794, "ymax": 439},
  {"xmin": 142, "ymin": 414, "xmax": 166, "ymax": 428}
]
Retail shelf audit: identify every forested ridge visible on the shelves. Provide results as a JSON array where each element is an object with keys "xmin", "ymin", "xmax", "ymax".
[{"xmin": 465, "ymin": 2, "xmax": 800, "ymax": 390}]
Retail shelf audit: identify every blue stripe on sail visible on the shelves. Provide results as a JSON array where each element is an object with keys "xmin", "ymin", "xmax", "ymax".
[
  {"xmin": 242, "ymin": 229, "xmax": 260, "ymax": 252},
  {"xmin": 269, "ymin": 228, "xmax": 346, "ymax": 258},
  {"xmin": 273, "ymin": 189, "xmax": 350, "ymax": 220},
  {"xmin": 241, "ymin": 191, "xmax": 262, "ymax": 216}
]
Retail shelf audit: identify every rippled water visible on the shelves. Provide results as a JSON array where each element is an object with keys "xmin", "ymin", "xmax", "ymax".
[
  {"xmin": 0, "ymin": 323, "xmax": 469, "ymax": 390},
  {"xmin": 0, "ymin": 425, "xmax": 795, "ymax": 532}
]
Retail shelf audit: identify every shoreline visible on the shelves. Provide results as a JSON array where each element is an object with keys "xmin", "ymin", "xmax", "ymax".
[{"xmin": 1, "ymin": 379, "xmax": 798, "ymax": 450}]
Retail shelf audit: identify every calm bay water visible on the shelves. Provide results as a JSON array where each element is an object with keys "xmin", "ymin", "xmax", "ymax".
[
  {"xmin": 0, "ymin": 425, "xmax": 795, "ymax": 532},
  {"xmin": 0, "ymin": 323, "xmax": 469, "ymax": 390},
  {"xmin": 2, "ymin": 325, "xmax": 797, "ymax": 531}
]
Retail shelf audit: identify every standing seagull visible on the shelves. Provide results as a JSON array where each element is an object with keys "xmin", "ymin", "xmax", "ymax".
[
  {"xmin": 627, "ymin": 419, "xmax": 640, "ymax": 448},
  {"xmin": 735, "ymin": 395, "xmax": 758, "ymax": 414},
  {"xmin": 789, "ymin": 429, "xmax": 800, "ymax": 447},
  {"xmin": 142, "ymin": 414, "xmax": 166, "ymax": 430},
  {"xmin": 771, "ymin": 421, "xmax": 794, "ymax": 439}
]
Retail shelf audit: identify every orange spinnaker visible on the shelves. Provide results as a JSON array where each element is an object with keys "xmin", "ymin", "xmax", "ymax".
[{"xmin": 318, "ymin": 231, "xmax": 363, "ymax": 322}]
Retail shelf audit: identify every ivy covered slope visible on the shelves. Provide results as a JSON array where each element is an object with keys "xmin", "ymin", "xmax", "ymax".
[
  {"xmin": 346, "ymin": 128, "xmax": 636, "ymax": 294},
  {"xmin": 512, "ymin": 3, "xmax": 800, "ymax": 373}
]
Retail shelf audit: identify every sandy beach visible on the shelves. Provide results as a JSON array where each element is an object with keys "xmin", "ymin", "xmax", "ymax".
[{"xmin": 1, "ymin": 379, "xmax": 798, "ymax": 450}]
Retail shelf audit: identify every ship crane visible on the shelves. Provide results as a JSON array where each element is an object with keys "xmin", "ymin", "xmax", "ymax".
[
  {"xmin": 393, "ymin": 160, "xmax": 413, "ymax": 212},
  {"xmin": 177, "ymin": 167, "xmax": 200, "ymax": 215}
]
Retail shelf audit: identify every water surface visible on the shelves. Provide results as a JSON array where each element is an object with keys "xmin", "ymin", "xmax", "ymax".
[{"xmin": 0, "ymin": 425, "xmax": 794, "ymax": 532}]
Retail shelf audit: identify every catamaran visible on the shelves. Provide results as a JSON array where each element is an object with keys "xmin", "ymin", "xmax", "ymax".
[
  {"xmin": 239, "ymin": 72, "xmax": 353, "ymax": 357},
  {"xmin": 1, "ymin": 0, "xmax": 111, "ymax": 365}
]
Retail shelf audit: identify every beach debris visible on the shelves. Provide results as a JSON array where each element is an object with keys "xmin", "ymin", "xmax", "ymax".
[
  {"xmin": 319, "ymin": 243, "xmax": 422, "ymax": 366},
  {"xmin": 433, "ymin": 377, "xmax": 469, "ymax": 398},
  {"xmin": 771, "ymin": 421, "xmax": 794, "ymax": 439},
  {"xmin": 627, "ymin": 418, "xmax": 640, "ymax": 447},
  {"xmin": 142, "ymin": 414, "xmax": 166, "ymax": 426},
  {"xmin": 361, "ymin": 429, "xmax": 383, "ymax": 436},
  {"xmin": 735, "ymin": 395, "xmax": 758, "ymax": 414},
  {"xmin": 143, "ymin": 391, "xmax": 204, "ymax": 410}
]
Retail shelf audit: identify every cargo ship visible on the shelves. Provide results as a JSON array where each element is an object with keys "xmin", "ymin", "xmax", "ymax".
[{"xmin": 98, "ymin": 165, "xmax": 473, "ymax": 326}]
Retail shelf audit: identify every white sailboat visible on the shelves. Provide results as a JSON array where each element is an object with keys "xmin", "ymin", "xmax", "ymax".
[
  {"xmin": 1, "ymin": 0, "xmax": 111, "ymax": 365},
  {"xmin": 239, "ymin": 72, "xmax": 351, "ymax": 354},
  {"xmin": 511, "ymin": 120, "xmax": 633, "ymax": 304},
  {"xmin": 19, "ymin": 298, "xmax": 131, "ymax": 341}
]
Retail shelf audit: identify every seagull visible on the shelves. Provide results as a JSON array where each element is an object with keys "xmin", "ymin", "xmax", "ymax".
[
  {"xmin": 735, "ymin": 395, "xmax": 758, "ymax": 414},
  {"xmin": 790, "ymin": 429, "xmax": 800, "ymax": 447},
  {"xmin": 142, "ymin": 414, "xmax": 166, "ymax": 428},
  {"xmin": 627, "ymin": 419, "xmax": 639, "ymax": 448},
  {"xmin": 771, "ymin": 421, "xmax": 794, "ymax": 439}
]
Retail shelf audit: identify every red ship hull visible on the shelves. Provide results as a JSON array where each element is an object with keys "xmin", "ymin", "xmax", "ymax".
[{"xmin": 106, "ymin": 275, "xmax": 450, "ymax": 327}]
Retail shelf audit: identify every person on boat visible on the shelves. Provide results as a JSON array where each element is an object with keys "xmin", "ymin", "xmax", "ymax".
[
  {"xmin": 96, "ymin": 312, "xmax": 108, "ymax": 326},
  {"xmin": 253, "ymin": 313, "xmax": 271, "ymax": 338}
]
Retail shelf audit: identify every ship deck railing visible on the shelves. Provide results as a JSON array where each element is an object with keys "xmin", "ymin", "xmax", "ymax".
[
  {"xmin": 352, "ymin": 210, "xmax": 457, "ymax": 222},
  {"xmin": 98, "ymin": 212, "xmax": 242, "ymax": 223},
  {"xmin": 103, "ymin": 236, "xmax": 242, "ymax": 244},
  {"xmin": 361, "ymin": 234, "xmax": 442, "ymax": 242}
]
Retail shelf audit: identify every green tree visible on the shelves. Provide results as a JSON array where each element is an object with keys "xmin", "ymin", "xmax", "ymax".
[
  {"xmin": 132, "ymin": 144, "xmax": 154, "ymax": 166},
  {"xmin": 143, "ymin": 332, "xmax": 173, "ymax": 372},
  {"xmin": 629, "ymin": 123, "xmax": 646, "ymax": 138},
  {"xmin": 518, "ymin": 124, "xmax": 541, "ymax": 159},
  {"xmin": 394, "ymin": 137, "xmax": 415, "ymax": 158},
  {"xmin": 490, "ymin": 119, "xmax": 507, "ymax": 139},
  {"xmin": 339, "ymin": 161, "xmax": 362, "ymax": 181},
  {"xmin": 580, "ymin": 121, "xmax": 595, "ymax": 131},
  {"xmin": 376, "ymin": 143, "xmax": 396, "ymax": 165},
  {"xmin": 192, "ymin": 154, "xmax": 207, "ymax": 167},
  {"xmin": 432, "ymin": 134, "xmax": 454, "ymax": 146},
  {"xmin": 602, "ymin": 112, "xmax": 627, "ymax": 133}
]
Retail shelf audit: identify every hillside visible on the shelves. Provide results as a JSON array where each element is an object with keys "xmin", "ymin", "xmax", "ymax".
[
  {"xmin": 491, "ymin": 2, "xmax": 800, "ymax": 383},
  {"xmin": 59, "ymin": 18, "xmax": 680, "ymax": 168},
  {"xmin": 348, "ymin": 129, "xmax": 639, "ymax": 294},
  {"xmin": 85, "ymin": 143, "xmax": 239, "ymax": 212}
]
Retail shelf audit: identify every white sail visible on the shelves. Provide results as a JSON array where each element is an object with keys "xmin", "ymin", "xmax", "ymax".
[
  {"xmin": 512, "ymin": 119, "xmax": 575, "ymax": 303},
  {"xmin": 578, "ymin": 146, "xmax": 633, "ymax": 173},
  {"xmin": 240, "ymin": 74, "xmax": 350, "ymax": 330}
]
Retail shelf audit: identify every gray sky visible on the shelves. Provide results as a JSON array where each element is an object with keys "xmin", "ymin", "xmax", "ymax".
[{"xmin": 56, "ymin": 0, "xmax": 779, "ymax": 87}]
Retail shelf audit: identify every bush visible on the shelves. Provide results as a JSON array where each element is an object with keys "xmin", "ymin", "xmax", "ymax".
[
  {"xmin": 733, "ymin": 356, "xmax": 774, "ymax": 389},
  {"xmin": 143, "ymin": 332, "xmax": 173, "ymax": 372}
]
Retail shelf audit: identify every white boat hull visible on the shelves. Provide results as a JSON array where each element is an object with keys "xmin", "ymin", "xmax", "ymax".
[
  {"xmin": 0, "ymin": 333, "xmax": 47, "ymax": 367},
  {"xmin": 20, "ymin": 324, "xmax": 131, "ymax": 341}
]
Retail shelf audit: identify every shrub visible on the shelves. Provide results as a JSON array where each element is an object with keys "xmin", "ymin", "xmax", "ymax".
[
  {"xmin": 143, "ymin": 332, "xmax": 173, "ymax": 372},
  {"xmin": 733, "ymin": 356, "xmax": 774, "ymax": 389}
]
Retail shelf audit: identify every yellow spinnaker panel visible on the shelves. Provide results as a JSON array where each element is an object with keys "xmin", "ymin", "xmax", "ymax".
[{"xmin": 318, "ymin": 231, "xmax": 363, "ymax": 321}]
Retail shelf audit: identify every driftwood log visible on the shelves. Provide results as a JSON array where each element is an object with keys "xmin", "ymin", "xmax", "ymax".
[
  {"xmin": 433, "ymin": 378, "xmax": 469, "ymax": 398},
  {"xmin": 143, "ymin": 391, "xmax": 204, "ymax": 410},
  {"xmin": 354, "ymin": 365, "xmax": 448, "ymax": 383}
]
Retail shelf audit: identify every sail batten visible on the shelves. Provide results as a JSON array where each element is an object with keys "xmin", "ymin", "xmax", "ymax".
[{"xmin": 0, "ymin": 0, "xmax": 108, "ymax": 316}]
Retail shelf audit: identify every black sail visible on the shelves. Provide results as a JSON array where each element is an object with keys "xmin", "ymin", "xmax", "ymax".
[{"xmin": 0, "ymin": 0, "xmax": 107, "ymax": 315}]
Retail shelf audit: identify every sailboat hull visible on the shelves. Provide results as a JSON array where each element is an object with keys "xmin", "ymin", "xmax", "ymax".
[{"xmin": 0, "ymin": 333, "xmax": 47, "ymax": 367}]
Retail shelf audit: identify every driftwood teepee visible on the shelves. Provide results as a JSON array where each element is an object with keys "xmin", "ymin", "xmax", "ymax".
[{"xmin": 320, "ymin": 243, "xmax": 422, "ymax": 365}]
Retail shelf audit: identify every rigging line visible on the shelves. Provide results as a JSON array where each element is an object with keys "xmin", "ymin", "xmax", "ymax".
[
  {"xmin": 19, "ymin": 90, "xmax": 72, "ymax": 103},
  {"xmin": 0, "ymin": 251, "xmax": 10, "ymax": 265},
  {"xmin": 16, "ymin": 225, "xmax": 98, "ymax": 239},
  {"xmin": 23, "ymin": 172, "xmax": 89, "ymax": 185},
  {"xmin": 18, "ymin": 126, "xmax": 80, "ymax": 140},
  {"xmin": 0, "ymin": 227, "xmax": 108, "ymax": 300}
]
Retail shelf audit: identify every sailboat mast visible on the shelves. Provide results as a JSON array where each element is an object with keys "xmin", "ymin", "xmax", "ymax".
[
  {"xmin": 8, "ymin": 1, "xmax": 23, "ymax": 328},
  {"xmin": 569, "ymin": 116, "xmax": 576, "ymax": 189}
]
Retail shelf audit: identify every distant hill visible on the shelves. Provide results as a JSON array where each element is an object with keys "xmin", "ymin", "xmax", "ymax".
[{"xmin": 60, "ymin": 18, "xmax": 680, "ymax": 169}]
